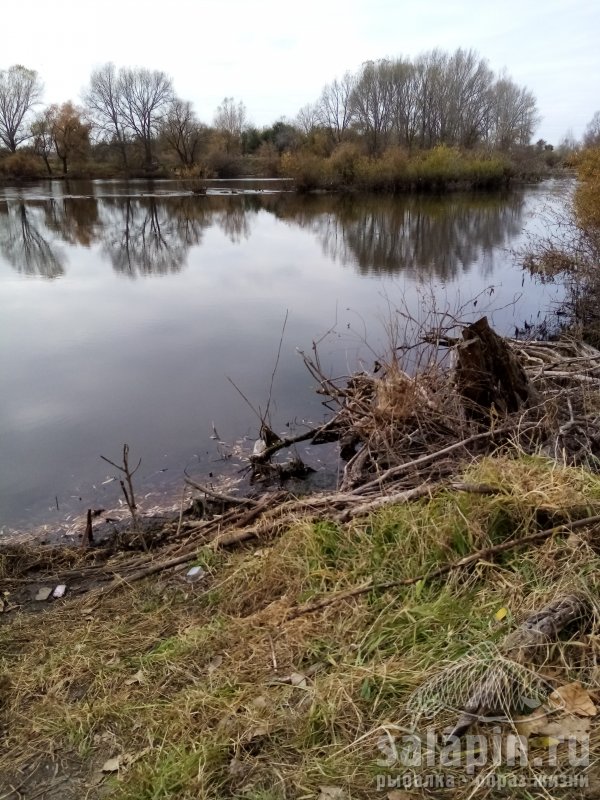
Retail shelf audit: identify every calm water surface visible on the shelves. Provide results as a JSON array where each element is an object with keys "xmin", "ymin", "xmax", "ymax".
[{"xmin": 0, "ymin": 178, "xmax": 566, "ymax": 533}]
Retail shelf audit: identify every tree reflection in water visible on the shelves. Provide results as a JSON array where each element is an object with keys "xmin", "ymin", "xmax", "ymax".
[
  {"xmin": 0, "ymin": 201, "xmax": 64, "ymax": 278},
  {"xmin": 100, "ymin": 197, "xmax": 186, "ymax": 276},
  {"xmin": 213, "ymin": 195, "xmax": 258, "ymax": 243},
  {"xmin": 268, "ymin": 192, "xmax": 525, "ymax": 281},
  {"xmin": 42, "ymin": 196, "xmax": 101, "ymax": 246},
  {"xmin": 0, "ymin": 186, "xmax": 527, "ymax": 281}
]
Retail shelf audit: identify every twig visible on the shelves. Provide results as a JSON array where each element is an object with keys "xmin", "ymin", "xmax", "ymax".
[
  {"xmin": 175, "ymin": 485, "xmax": 188, "ymax": 538},
  {"xmin": 264, "ymin": 309, "xmax": 288, "ymax": 422},
  {"xmin": 226, "ymin": 376, "xmax": 262, "ymax": 422},
  {"xmin": 100, "ymin": 443, "xmax": 145, "ymax": 548},
  {"xmin": 81, "ymin": 508, "xmax": 94, "ymax": 548},
  {"xmin": 183, "ymin": 472, "xmax": 258, "ymax": 507}
]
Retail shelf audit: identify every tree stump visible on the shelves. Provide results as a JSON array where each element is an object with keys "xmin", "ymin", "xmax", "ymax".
[{"xmin": 456, "ymin": 317, "xmax": 537, "ymax": 421}]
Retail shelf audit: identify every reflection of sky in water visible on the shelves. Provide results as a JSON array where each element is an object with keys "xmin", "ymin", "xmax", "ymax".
[{"xmin": 0, "ymin": 179, "xmax": 566, "ymax": 531}]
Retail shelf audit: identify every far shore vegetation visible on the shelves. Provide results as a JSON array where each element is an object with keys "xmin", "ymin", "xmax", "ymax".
[{"xmin": 1, "ymin": 51, "xmax": 594, "ymax": 190}]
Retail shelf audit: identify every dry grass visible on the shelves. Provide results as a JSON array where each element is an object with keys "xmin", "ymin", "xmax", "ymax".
[{"xmin": 2, "ymin": 454, "xmax": 600, "ymax": 798}]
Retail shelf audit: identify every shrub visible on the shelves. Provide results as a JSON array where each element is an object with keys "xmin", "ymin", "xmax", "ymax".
[
  {"xmin": 0, "ymin": 151, "xmax": 45, "ymax": 179},
  {"xmin": 280, "ymin": 151, "xmax": 331, "ymax": 191},
  {"xmin": 329, "ymin": 142, "xmax": 364, "ymax": 186},
  {"xmin": 575, "ymin": 147, "xmax": 600, "ymax": 231},
  {"xmin": 255, "ymin": 141, "xmax": 281, "ymax": 177},
  {"xmin": 204, "ymin": 147, "xmax": 244, "ymax": 178},
  {"xmin": 281, "ymin": 144, "xmax": 512, "ymax": 193},
  {"xmin": 356, "ymin": 146, "xmax": 410, "ymax": 191}
]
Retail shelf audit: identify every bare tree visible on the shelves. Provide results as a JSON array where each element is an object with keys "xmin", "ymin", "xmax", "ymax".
[
  {"xmin": 441, "ymin": 49, "xmax": 494, "ymax": 147},
  {"xmin": 295, "ymin": 103, "xmax": 320, "ymax": 136},
  {"xmin": 336, "ymin": 50, "xmax": 538, "ymax": 152},
  {"xmin": 583, "ymin": 111, "xmax": 600, "ymax": 149},
  {"xmin": 31, "ymin": 110, "xmax": 54, "ymax": 175},
  {"xmin": 558, "ymin": 129, "xmax": 579, "ymax": 153},
  {"xmin": 350, "ymin": 60, "xmax": 396, "ymax": 153},
  {"xmin": 84, "ymin": 63, "xmax": 129, "ymax": 169},
  {"xmin": 162, "ymin": 98, "xmax": 206, "ymax": 166},
  {"xmin": 0, "ymin": 65, "xmax": 43, "ymax": 151},
  {"xmin": 390, "ymin": 59, "xmax": 417, "ymax": 148},
  {"xmin": 412, "ymin": 49, "xmax": 449, "ymax": 148},
  {"xmin": 317, "ymin": 72, "xmax": 355, "ymax": 142},
  {"xmin": 118, "ymin": 67, "xmax": 174, "ymax": 169},
  {"xmin": 489, "ymin": 75, "xmax": 539, "ymax": 151},
  {"xmin": 214, "ymin": 97, "xmax": 247, "ymax": 153}
]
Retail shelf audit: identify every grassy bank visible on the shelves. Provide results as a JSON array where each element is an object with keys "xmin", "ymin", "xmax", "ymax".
[{"xmin": 2, "ymin": 452, "xmax": 600, "ymax": 799}]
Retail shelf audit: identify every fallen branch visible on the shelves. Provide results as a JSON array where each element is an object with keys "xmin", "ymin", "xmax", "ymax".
[
  {"xmin": 284, "ymin": 513, "xmax": 600, "ymax": 621},
  {"xmin": 337, "ymin": 482, "xmax": 501, "ymax": 522},
  {"xmin": 250, "ymin": 422, "xmax": 337, "ymax": 464}
]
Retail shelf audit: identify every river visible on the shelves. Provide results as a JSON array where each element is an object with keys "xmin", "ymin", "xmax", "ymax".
[{"xmin": 0, "ymin": 178, "xmax": 567, "ymax": 535}]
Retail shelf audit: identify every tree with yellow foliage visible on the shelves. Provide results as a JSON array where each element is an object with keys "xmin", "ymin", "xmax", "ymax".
[{"xmin": 46, "ymin": 102, "xmax": 91, "ymax": 174}]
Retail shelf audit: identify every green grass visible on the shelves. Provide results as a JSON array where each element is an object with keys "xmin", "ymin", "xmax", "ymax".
[{"xmin": 1, "ymin": 454, "xmax": 600, "ymax": 798}]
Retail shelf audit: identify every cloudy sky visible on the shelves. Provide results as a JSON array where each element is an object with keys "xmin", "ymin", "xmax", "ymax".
[{"xmin": 3, "ymin": 0, "xmax": 598, "ymax": 142}]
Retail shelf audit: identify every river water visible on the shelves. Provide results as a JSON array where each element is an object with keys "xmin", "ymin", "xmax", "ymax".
[{"xmin": 0, "ymin": 178, "xmax": 567, "ymax": 535}]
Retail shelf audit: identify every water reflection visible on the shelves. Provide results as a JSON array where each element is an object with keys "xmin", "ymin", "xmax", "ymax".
[
  {"xmin": 99, "ymin": 197, "xmax": 190, "ymax": 276},
  {"xmin": 213, "ymin": 196, "xmax": 258, "ymax": 243},
  {"xmin": 42, "ymin": 196, "xmax": 101, "ymax": 246},
  {"xmin": 0, "ymin": 179, "xmax": 565, "ymax": 533},
  {"xmin": 268, "ymin": 193, "xmax": 524, "ymax": 280},
  {"xmin": 0, "ymin": 182, "xmax": 527, "ymax": 281},
  {"xmin": 0, "ymin": 202, "xmax": 64, "ymax": 278}
]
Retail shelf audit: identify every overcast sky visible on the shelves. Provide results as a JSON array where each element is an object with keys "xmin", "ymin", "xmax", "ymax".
[{"xmin": 3, "ymin": 0, "xmax": 598, "ymax": 143}]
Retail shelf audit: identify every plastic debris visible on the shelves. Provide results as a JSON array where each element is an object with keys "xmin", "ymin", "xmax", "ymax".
[
  {"xmin": 252, "ymin": 438, "xmax": 267, "ymax": 457},
  {"xmin": 186, "ymin": 566, "xmax": 206, "ymax": 582}
]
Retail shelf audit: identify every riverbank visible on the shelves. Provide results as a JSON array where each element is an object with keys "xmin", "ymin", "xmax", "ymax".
[
  {"xmin": 0, "ymin": 146, "xmax": 562, "ymax": 193},
  {"xmin": 3, "ymin": 322, "xmax": 600, "ymax": 798}
]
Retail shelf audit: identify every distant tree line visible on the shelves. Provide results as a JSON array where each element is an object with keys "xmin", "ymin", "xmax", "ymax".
[
  {"xmin": 303, "ymin": 50, "xmax": 539, "ymax": 153},
  {"xmin": 0, "ymin": 53, "xmax": 598, "ymax": 182}
]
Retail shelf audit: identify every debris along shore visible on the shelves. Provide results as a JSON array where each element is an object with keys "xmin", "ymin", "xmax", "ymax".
[
  {"xmin": 4, "ymin": 316, "xmax": 600, "ymax": 798},
  {"xmin": 5, "ymin": 315, "xmax": 600, "ymax": 599}
]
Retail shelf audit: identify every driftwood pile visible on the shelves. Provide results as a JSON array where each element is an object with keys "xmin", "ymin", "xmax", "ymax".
[{"xmin": 295, "ymin": 315, "xmax": 600, "ymax": 495}]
